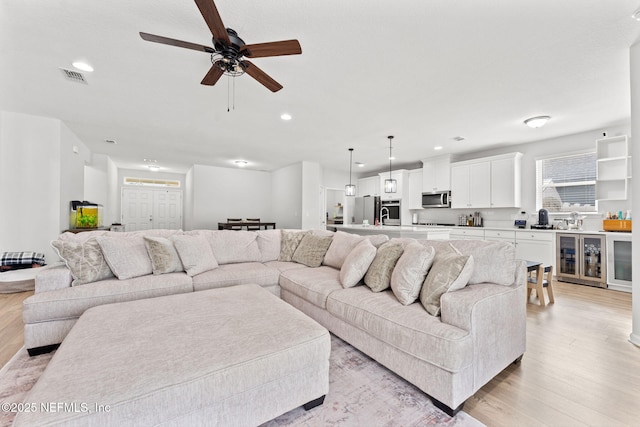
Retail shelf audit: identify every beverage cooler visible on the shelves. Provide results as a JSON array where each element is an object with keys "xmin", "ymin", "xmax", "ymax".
[{"xmin": 556, "ymin": 233, "xmax": 607, "ymax": 288}]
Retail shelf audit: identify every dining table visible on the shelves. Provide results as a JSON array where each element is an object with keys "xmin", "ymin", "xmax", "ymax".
[{"xmin": 217, "ymin": 221, "xmax": 276, "ymax": 230}]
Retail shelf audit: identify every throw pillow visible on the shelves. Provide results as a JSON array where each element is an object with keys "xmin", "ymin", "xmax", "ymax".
[
  {"xmin": 420, "ymin": 253, "xmax": 474, "ymax": 316},
  {"xmin": 339, "ymin": 239, "xmax": 377, "ymax": 288},
  {"xmin": 96, "ymin": 236, "xmax": 153, "ymax": 280},
  {"xmin": 391, "ymin": 243, "xmax": 436, "ymax": 305},
  {"xmin": 51, "ymin": 239, "xmax": 114, "ymax": 286},
  {"xmin": 449, "ymin": 240, "xmax": 515, "ymax": 285},
  {"xmin": 291, "ymin": 233, "xmax": 334, "ymax": 268},
  {"xmin": 171, "ymin": 234, "xmax": 219, "ymax": 277},
  {"xmin": 323, "ymin": 231, "xmax": 364, "ymax": 269},
  {"xmin": 143, "ymin": 236, "xmax": 184, "ymax": 275},
  {"xmin": 278, "ymin": 230, "xmax": 309, "ymax": 262},
  {"xmin": 364, "ymin": 242, "xmax": 404, "ymax": 292}
]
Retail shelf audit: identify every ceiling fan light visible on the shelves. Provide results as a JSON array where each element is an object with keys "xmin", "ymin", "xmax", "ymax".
[{"xmin": 524, "ymin": 115, "xmax": 550, "ymax": 128}]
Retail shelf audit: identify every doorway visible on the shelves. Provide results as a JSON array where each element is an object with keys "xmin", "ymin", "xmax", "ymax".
[
  {"xmin": 121, "ymin": 188, "xmax": 182, "ymax": 231},
  {"xmin": 324, "ymin": 188, "xmax": 346, "ymax": 227}
]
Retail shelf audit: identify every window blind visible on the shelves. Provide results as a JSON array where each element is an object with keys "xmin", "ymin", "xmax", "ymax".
[{"xmin": 536, "ymin": 152, "xmax": 596, "ymax": 212}]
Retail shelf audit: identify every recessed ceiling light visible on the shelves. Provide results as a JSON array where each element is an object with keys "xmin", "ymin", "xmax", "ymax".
[
  {"xmin": 235, "ymin": 160, "xmax": 249, "ymax": 167},
  {"xmin": 143, "ymin": 158, "xmax": 158, "ymax": 163},
  {"xmin": 72, "ymin": 61, "xmax": 94, "ymax": 72},
  {"xmin": 434, "ymin": 146, "xmax": 443, "ymax": 150},
  {"xmin": 388, "ymin": 156, "xmax": 396, "ymax": 160},
  {"xmin": 524, "ymin": 115, "xmax": 551, "ymax": 128},
  {"xmin": 280, "ymin": 113, "xmax": 292, "ymax": 121},
  {"xmin": 355, "ymin": 162, "xmax": 365, "ymax": 168},
  {"xmin": 147, "ymin": 165, "xmax": 160, "ymax": 172}
]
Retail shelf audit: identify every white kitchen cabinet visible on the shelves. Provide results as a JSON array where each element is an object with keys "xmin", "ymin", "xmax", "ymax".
[
  {"xmin": 357, "ymin": 176, "xmax": 379, "ymax": 197},
  {"xmin": 596, "ymin": 135, "xmax": 631, "ymax": 201},
  {"xmin": 407, "ymin": 168, "xmax": 423, "ymax": 209},
  {"xmin": 484, "ymin": 229, "xmax": 516, "ymax": 244},
  {"xmin": 451, "ymin": 161, "xmax": 491, "ymax": 208},
  {"xmin": 421, "ymin": 155, "xmax": 451, "ymax": 192},
  {"xmin": 515, "ymin": 230, "xmax": 555, "ymax": 271},
  {"xmin": 449, "ymin": 228, "xmax": 485, "ymax": 240},
  {"xmin": 451, "ymin": 153, "xmax": 522, "ymax": 209},
  {"xmin": 378, "ymin": 169, "xmax": 409, "ymax": 201},
  {"xmin": 490, "ymin": 154, "xmax": 522, "ymax": 208}
]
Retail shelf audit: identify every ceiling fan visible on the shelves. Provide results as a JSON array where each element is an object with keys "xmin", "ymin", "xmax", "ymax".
[{"xmin": 140, "ymin": 0, "xmax": 301, "ymax": 92}]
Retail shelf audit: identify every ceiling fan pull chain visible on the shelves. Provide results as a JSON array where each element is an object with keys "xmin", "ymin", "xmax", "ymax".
[
  {"xmin": 227, "ymin": 74, "xmax": 230, "ymax": 112},
  {"xmin": 233, "ymin": 74, "xmax": 236, "ymax": 111}
]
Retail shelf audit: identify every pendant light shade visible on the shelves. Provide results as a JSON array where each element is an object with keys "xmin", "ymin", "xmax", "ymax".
[
  {"xmin": 384, "ymin": 136, "xmax": 397, "ymax": 193},
  {"xmin": 345, "ymin": 148, "xmax": 356, "ymax": 196}
]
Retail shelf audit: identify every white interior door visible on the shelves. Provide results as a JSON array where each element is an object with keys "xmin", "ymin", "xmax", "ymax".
[{"xmin": 122, "ymin": 188, "xmax": 182, "ymax": 231}]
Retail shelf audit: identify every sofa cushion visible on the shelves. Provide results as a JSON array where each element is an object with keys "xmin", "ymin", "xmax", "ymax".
[
  {"xmin": 364, "ymin": 242, "xmax": 404, "ymax": 292},
  {"xmin": 391, "ymin": 243, "xmax": 436, "ymax": 305},
  {"xmin": 22, "ymin": 272, "xmax": 193, "ymax": 324},
  {"xmin": 366, "ymin": 234, "xmax": 391, "ymax": 248},
  {"xmin": 291, "ymin": 233, "xmax": 333, "ymax": 268},
  {"xmin": 96, "ymin": 235, "xmax": 153, "ymax": 280},
  {"xmin": 51, "ymin": 239, "xmax": 114, "ymax": 286},
  {"xmin": 278, "ymin": 230, "xmax": 309, "ymax": 262},
  {"xmin": 420, "ymin": 252, "xmax": 474, "ymax": 317},
  {"xmin": 171, "ymin": 234, "xmax": 218, "ymax": 277},
  {"xmin": 449, "ymin": 240, "xmax": 515, "ymax": 286},
  {"xmin": 144, "ymin": 236, "xmax": 184, "ymax": 275},
  {"xmin": 203, "ymin": 230, "xmax": 262, "ymax": 265},
  {"xmin": 339, "ymin": 239, "xmax": 376, "ymax": 288},
  {"xmin": 263, "ymin": 260, "xmax": 308, "ymax": 273},
  {"xmin": 256, "ymin": 229, "xmax": 281, "ymax": 262},
  {"xmin": 323, "ymin": 231, "xmax": 364, "ymax": 269},
  {"xmin": 326, "ymin": 287, "xmax": 473, "ymax": 372},
  {"xmin": 191, "ymin": 262, "xmax": 280, "ymax": 292},
  {"xmin": 279, "ymin": 266, "xmax": 342, "ymax": 309}
]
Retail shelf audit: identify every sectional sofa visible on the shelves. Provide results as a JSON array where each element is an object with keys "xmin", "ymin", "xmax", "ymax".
[{"xmin": 24, "ymin": 228, "xmax": 526, "ymax": 415}]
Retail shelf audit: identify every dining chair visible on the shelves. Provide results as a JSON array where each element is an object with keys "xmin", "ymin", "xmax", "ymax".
[
  {"xmin": 245, "ymin": 218, "xmax": 261, "ymax": 231},
  {"xmin": 227, "ymin": 218, "xmax": 243, "ymax": 231}
]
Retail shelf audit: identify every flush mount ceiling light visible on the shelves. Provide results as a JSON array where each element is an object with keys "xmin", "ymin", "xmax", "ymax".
[
  {"xmin": 524, "ymin": 115, "xmax": 550, "ymax": 128},
  {"xmin": 235, "ymin": 160, "xmax": 249, "ymax": 167},
  {"xmin": 280, "ymin": 113, "xmax": 292, "ymax": 121},
  {"xmin": 345, "ymin": 148, "xmax": 356, "ymax": 197},
  {"xmin": 384, "ymin": 136, "xmax": 397, "ymax": 193},
  {"xmin": 72, "ymin": 61, "xmax": 94, "ymax": 72}
]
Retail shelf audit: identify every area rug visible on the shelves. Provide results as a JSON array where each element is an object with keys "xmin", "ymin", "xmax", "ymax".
[{"xmin": 0, "ymin": 335, "xmax": 483, "ymax": 427}]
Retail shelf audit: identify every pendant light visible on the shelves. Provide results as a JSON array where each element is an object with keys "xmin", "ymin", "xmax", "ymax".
[
  {"xmin": 345, "ymin": 148, "xmax": 356, "ymax": 196},
  {"xmin": 384, "ymin": 136, "xmax": 397, "ymax": 193}
]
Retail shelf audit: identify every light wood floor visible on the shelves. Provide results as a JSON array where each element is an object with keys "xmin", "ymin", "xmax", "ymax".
[{"xmin": 1, "ymin": 283, "xmax": 638, "ymax": 426}]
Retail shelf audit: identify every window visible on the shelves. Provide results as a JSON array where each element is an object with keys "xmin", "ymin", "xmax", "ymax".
[
  {"xmin": 536, "ymin": 152, "xmax": 596, "ymax": 213},
  {"xmin": 124, "ymin": 177, "xmax": 181, "ymax": 187}
]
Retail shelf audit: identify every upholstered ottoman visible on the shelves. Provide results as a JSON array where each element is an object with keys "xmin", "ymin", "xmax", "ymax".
[{"xmin": 14, "ymin": 284, "xmax": 330, "ymax": 426}]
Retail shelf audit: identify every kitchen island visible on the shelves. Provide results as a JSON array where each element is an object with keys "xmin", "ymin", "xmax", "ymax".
[{"xmin": 328, "ymin": 224, "xmax": 451, "ymax": 240}]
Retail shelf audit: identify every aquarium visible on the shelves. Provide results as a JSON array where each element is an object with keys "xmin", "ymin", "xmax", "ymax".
[{"xmin": 70, "ymin": 201, "xmax": 103, "ymax": 229}]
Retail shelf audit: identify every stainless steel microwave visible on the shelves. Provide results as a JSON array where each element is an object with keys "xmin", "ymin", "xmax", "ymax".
[{"xmin": 421, "ymin": 191, "xmax": 451, "ymax": 208}]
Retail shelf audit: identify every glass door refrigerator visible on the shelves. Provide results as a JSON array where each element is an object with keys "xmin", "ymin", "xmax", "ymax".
[{"xmin": 556, "ymin": 233, "xmax": 607, "ymax": 288}]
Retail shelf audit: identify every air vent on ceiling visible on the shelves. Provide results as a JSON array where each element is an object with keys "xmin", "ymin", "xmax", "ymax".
[{"xmin": 59, "ymin": 68, "xmax": 87, "ymax": 84}]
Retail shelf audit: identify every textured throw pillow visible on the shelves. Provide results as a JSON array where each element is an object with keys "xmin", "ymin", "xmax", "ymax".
[
  {"xmin": 278, "ymin": 230, "xmax": 309, "ymax": 262},
  {"xmin": 96, "ymin": 236, "xmax": 153, "ymax": 280},
  {"xmin": 391, "ymin": 243, "xmax": 436, "ymax": 305},
  {"xmin": 171, "ymin": 234, "xmax": 219, "ymax": 277},
  {"xmin": 143, "ymin": 236, "xmax": 184, "ymax": 275},
  {"xmin": 364, "ymin": 242, "xmax": 404, "ymax": 292},
  {"xmin": 420, "ymin": 253, "xmax": 474, "ymax": 316},
  {"xmin": 339, "ymin": 239, "xmax": 377, "ymax": 288},
  {"xmin": 449, "ymin": 240, "xmax": 515, "ymax": 285},
  {"xmin": 323, "ymin": 231, "xmax": 364, "ymax": 269},
  {"xmin": 292, "ymin": 233, "xmax": 334, "ymax": 268},
  {"xmin": 51, "ymin": 239, "xmax": 114, "ymax": 286}
]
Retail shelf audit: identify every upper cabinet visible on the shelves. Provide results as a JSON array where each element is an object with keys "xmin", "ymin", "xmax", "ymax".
[
  {"xmin": 357, "ymin": 176, "xmax": 380, "ymax": 197},
  {"xmin": 407, "ymin": 168, "xmax": 423, "ymax": 209},
  {"xmin": 378, "ymin": 169, "xmax": 409, "ymax": 201},
  {"xmin": 450, "ymin": 153, "xmax": 522, "ymax": 209},
  {"xmin": 596, "ymin": 135, "xmax": 631, "ymax": 201},
  {"xmin": 421, "ymin": 155, "xmax": 451, "ymax": 192}
]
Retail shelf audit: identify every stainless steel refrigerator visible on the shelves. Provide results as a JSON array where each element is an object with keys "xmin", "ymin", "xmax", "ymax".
[{"xmin": 353, "ymin": 196, "xmax": 381, "ymax": 225}]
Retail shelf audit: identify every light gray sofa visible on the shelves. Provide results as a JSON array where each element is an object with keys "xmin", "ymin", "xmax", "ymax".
[{"xmin": 24, "ymin": 228, "xmax": 526, "ymax": 415}]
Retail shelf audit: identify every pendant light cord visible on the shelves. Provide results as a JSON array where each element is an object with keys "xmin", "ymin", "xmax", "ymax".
[{"xmin": 349, "ymin": 149, "xmax": 353, "ymax": 186}]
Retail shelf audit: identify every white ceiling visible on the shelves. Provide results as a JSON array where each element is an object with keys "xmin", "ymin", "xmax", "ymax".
[{"xmin": 2, "ymin": 0, "xmax": 640, "ymax": 175}]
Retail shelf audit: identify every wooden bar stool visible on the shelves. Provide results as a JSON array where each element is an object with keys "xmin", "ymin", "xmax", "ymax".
[{"xmin": 527, "ymin": 265, "xmax": 554, "ymax": 306}]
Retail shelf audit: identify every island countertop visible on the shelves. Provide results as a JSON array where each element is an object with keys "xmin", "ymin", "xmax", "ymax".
[{"xmin": 327, "ymin": 224, "xmax": 451, "ymax": 240}]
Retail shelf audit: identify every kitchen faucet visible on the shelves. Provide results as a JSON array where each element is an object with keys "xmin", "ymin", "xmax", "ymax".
[{"xmin": 380, "ymin": 207, "xmax": 389, "ymax": 225}]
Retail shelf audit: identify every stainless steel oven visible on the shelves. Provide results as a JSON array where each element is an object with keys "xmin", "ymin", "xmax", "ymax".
[{"xmin": 381, "ymin": 200, "xmax": 401, "ymax": 226}]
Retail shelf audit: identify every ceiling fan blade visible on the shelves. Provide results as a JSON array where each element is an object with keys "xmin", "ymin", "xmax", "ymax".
[
  {"xmin": 201, "ymin": 64, "xmax": 224, "ymax": 86},
  {"xmin": 194, "ymin": 0, "xmax": 231, "ymax": 46},
  {"xmin": 241, "ymin": 39, "xmax": 302, "ymax": 58},
  {"xmin": 242, "ymin": 61, "xmax": 283, "ymax": 92},
  {"xmin": 140, "ymin": 32, "xmax": 214, "ymax": 53}
]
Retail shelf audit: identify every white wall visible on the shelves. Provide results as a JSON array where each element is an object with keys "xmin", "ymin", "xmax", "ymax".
[
  {"xmin": 629, "ymin": 42, "xmax": 639, "ymax": 347},
  {"xmin": 191, "ymin": 164, "xmax": 272, "ymax": 230},
  {"xmin": 272, "ymin": 163, "xmax": 303, "ymax": 229},
  {"xmin": 301, "ymin": 161, "xmax": 323, "ymax": 230},
  {"xmin": 0, "ymin": 111, "xmax": 88, "ymax": 264},
  {"xmin": 183, "ymin": 167, "xmax": 194, "ymax": 230},
  {"xmin": 105, "ymin": 156, "xmax": 118, "ymax": 225},
  {"xmin": 323, "ymin": 167, "xmax": 349, "ymax": 190}
]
